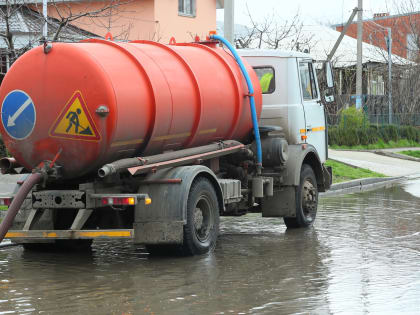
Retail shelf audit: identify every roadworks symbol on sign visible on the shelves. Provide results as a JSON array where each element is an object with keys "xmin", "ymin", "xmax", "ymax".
[{"xmin": 49, "ymin": 91, "xmax": 100, "ymax": 141}]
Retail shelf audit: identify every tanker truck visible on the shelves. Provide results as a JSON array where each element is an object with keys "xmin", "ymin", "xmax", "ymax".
[{"xmin": 0, "ymin": 35, "xmax": 333, "ymax": 255}]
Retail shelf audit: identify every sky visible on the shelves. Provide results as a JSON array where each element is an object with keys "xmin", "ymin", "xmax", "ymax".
[{"xmin": 217, "ymin": 0, "xmax": 398, "ymax": 26}]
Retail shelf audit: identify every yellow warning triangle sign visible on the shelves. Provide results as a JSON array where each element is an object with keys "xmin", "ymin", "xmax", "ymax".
[{"xmin": 49, "ymin": 91, "xmax": 100, "ymax": 141}]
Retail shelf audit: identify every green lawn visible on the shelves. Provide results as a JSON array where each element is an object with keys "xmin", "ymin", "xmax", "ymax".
[
  {"xmin": 399, "ymin": 150, "xmax": 420, "ymax": 158},
  {"xmin": 325, "ymin": 159, "xmax": 386, "ymax": 183},
  {"xmin": 330, "ymin": 139, "xmax": 420, "ymax": 150},
  {"xmin": 0, "ymin": 205, "xmax": 7, "ymax": 211}
]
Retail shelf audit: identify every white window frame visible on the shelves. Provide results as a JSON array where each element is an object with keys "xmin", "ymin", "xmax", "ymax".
[
  {"xmin": 178, "ymin": 0, "xmax": 196, "ymax": 17},
  {"xmin": 407, "ymin": 33, "xmax": 419, "ymax": 61}
]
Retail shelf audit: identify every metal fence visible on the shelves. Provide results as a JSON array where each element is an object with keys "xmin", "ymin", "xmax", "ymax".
[
  {"xmin": 327, "ymin": 112, "xmax": 420, "ymax": 127},
  {"xmin": 328, "ymin": 93, "xmax": 420, "ymax": 127}
]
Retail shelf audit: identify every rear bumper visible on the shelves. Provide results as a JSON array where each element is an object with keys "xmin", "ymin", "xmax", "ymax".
[{"xmin": 5, "ymin": 229, "xmax": 134, "ymax": 240}]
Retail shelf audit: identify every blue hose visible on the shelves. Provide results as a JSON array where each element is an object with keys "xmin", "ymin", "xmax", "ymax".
[{"xmin": 210, "ymin": 34, "xmax": 262, "ymax": 170}]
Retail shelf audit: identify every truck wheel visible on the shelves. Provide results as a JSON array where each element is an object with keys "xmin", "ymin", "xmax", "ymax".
[
  {"xmin": 182, "ymin": 177, "xmax": 220, "ymax": 255},
  {"xmin": 284, "ymin": 164, "xmax": 318, "ymax": 228}
]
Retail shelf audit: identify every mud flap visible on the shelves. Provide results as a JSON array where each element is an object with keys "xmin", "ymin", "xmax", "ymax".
[
  {"xmin": 133, "ymin": 221, "xmax": 184, "ymax": 244},
  {"xmin": 261, "ymin": 186, "xmax": 296, "ymax": 218},
  {"xmin": 323, "ymin": 165, "xmax": 333, "ymax": 190}
]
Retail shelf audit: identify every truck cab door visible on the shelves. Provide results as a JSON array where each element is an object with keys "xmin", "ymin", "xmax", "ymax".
[{"xmin": 298, "ymin": 59, "xmax": 327, "ymax": 162}]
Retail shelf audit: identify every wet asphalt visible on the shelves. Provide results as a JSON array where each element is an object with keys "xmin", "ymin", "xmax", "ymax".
[{"xmin": 0, "ymin": 177, "xmax": 420, "ymax": 314}]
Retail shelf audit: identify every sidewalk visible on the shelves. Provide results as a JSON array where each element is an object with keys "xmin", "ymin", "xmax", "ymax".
[{"xmin": 329, "ymin": 148, "xmax": 420, "ymax": 176}]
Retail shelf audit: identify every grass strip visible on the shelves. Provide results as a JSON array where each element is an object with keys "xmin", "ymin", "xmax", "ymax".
[
  {"xmin": 0, "ymin": 205, "xmax": 7, "ymax": 211},
  {"xmin": 330, "ymin": 139, "xmax": 420, "ymax": 150},
  {"xmin": 325, "ymin": 159, "xmax": 386, "ymax": 183},
  {"xmin": 399, "ymin": 150, "xmax": 420, "ymax": 158}
]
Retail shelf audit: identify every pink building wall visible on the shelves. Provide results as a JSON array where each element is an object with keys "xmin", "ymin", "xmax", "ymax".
[
  {"xmin": 44, "ymin": 0, "xmax": 217, "ymax": 43},
  {"xmin": 155, "ymin": 0, "xmax": 217, "ymax": 43}
]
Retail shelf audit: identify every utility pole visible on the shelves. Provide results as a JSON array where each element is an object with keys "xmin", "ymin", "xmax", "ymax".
[
  {"xmin": 327, "ymin": 7, "xmax": 358, "ymax": 62},
  {"xmin": 387, "ymin": 28, "xmax": 392, "ymax": 124},
  {"xmin": 224, "ymin": 0, "xmax": 235, "ymax": 45},
  {"xmin": 356, "ymin": 0, "xmax": 363, "ymax": 109},
  {"xmin": 42, "ymin": 0, "xmax": 48, "ymax": 39}
]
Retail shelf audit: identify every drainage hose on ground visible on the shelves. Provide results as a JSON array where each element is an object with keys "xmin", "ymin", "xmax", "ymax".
[
  {"xmin": 0, "ymin": 172, "xmax": 43, "ymax": 243},
  {"xmin": 210, "ymin": 34, "xmax": 263, "ymax": 173}
]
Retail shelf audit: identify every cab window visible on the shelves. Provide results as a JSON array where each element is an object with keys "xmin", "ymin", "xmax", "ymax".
[
  {"xmin": 253, "ymin": 67, "xmax": 275, "ymax": 94},
  {"xmin": 299, "ymin": 62, "xmax": 318, "ymax": 100}
]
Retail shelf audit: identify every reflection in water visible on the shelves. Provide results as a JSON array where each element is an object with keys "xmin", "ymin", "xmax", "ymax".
[
  {"xmin": 402, "ymin": 176, "xmax": 420, "ymax": 198},
  {"xmin": 0, "ymin": 181, "xmax": 420, "ymax": 314}
]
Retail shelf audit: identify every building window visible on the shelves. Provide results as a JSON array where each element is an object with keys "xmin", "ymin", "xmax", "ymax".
[
  {"xmin": 0, "ymin": 50, "xmax": 10, "ymax": 84},
  {"xmin": 299, "ymin": 62, "xmax": 318, "ymax": 100},
  {"xmin": 370, "ymin": 74, "xmax": 384, "ymax": 95},
  {"xmin": 407, "ymin": 33, "xmax": 419, "ymax": 61},
  {"xmin": 178, "ymin": 0, "xmax": 196, "ymax": 17},
  {"xmin": 253, "ymin": 67, "xmax": 275, "ymax": 94}
]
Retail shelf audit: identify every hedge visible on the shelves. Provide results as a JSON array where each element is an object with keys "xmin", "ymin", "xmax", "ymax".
[
  {"xmin": 328, "ymin": 108, "xmax": 420, "ymax": 146},
  {"xmin": 328, "ymin": 124, "xmax": 420, "ymax": 146}
]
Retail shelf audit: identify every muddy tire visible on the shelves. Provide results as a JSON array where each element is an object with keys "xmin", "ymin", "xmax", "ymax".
[
  {"xmin": 145, "ymin": 177, "xmax": 219, "ymax": 256},
  {"xmin": 181, "ymin": 177, "xmax": 220, "ymax": 255},
  {"xmin": 284, "ymin": 164, "xmax": 318, "ymax": 228}
]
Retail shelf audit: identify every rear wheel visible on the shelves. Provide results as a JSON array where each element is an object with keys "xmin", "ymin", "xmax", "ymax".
[
  {"xmin": 284, "ymin": 164, "xmax": 318, "ymax": 228},
  {"xmin": 146, "ymin": 177, "xmax": 220, "ymax": 256},
  {"xmin": 182, "ymin": 177, "xmax": 220, "ymax": 255}
]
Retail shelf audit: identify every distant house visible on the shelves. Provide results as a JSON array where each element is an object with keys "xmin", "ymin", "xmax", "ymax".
[
  {"xmin": 335, "ymin": 11, "xmax": 420, "ymax": 61},
  {"xmin": 1, "ymin": 0, "xmax": 223, "ymax": 81},
  {"xmin": 0, "ymin": 5, "xmax": 95, "ymax": 82},
  {"xmin": 45, "ymin": 0, "xmax": 224, "ymax": 43}
]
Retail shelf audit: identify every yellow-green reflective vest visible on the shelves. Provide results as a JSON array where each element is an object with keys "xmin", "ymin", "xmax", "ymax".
[{"xmin": 260, "ymin": 73, "xmax": 273, "ymax": 93}]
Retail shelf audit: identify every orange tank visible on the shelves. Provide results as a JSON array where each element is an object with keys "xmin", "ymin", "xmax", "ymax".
[{"xmin": 0, "ymin": 40, "xmax": 262, "ymax": 178}]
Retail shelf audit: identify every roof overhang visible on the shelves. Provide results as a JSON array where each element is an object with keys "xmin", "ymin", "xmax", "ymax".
[{"xmin": 217, "ymin": 0, "xmax": 224, "ymax": 9}]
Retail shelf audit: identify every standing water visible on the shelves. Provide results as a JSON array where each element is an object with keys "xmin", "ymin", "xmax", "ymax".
[{"xmin": 0, "ymin": 179, "xmax": 419, "ymax": 314}]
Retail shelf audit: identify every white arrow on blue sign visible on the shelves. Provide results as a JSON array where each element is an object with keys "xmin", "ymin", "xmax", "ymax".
[{"xmin": 1, "ymin": 90, "xmax": 36, "ymax": 140}]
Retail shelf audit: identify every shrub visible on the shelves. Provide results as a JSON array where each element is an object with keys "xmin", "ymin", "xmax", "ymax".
[
  {"xmin": 379, "ymin": 125, "xmax": 399, "ymax": 142},
  {"xmin": 339, "ymin": 107, "xmax": 368, "ymax": 130},
  {"xmin": 328, "ymin": 122, "xmax": 420, "ymax": 148}
]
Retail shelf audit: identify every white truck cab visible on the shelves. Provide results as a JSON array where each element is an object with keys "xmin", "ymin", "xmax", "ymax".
[{"xmin": 240, "ymin": 50, "xmax": 328, "ymax": 162}]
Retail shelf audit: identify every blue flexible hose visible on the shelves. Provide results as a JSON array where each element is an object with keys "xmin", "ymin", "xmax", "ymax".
[{"xmin": 210, "ymin": 34, "xmax": 262, "ymax": 170}]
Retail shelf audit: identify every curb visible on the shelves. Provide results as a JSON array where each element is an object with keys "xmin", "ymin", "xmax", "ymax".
[
  {"xmin": 0, "ymin": 240, "xmax": 17, "ymax": 249},
  {"xmin": 330, "ymin": 147, "xmax": 420, "ymax": 153},
  {"xmin": 320, "ymin": 176, "xmax": 403, "ymax": 197},
  {"xmin": 374, "ymin": 150, "xmax": 420, "ymax": 162}
]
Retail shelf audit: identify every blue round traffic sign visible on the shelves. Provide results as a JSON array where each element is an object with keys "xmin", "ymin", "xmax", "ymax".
[{"xmin": 1, "ymin": 90, "xmax": 36, "ymax": 140}]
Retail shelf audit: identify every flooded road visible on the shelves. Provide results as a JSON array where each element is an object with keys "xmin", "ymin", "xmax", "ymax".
[{"xmin": 1, "ymin": 179, "xmax": 420, "ymax": 314}]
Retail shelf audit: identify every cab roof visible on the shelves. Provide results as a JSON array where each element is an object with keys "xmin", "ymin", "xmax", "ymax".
[{"xmin": 238, "ymin": 49, "xmax": 313, "ymax": 59}]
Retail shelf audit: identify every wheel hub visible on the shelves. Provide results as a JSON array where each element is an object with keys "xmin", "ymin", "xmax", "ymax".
[
  {"xmin": 193, "ymin": 197, "xmax": 213, "ymax": 242},
  {"xmin": 194, "ymin": 208, "xmax": 204, "ymax": 230},
  {"xmin": 302, "ymin": 179, "xmax": 317, "ymax": 220}
]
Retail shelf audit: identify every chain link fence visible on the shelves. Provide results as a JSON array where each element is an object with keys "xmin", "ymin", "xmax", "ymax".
[
  {"xmin": 328, "ymin": 112, "xmax": 420, "ymax": 127},
  {"xmin": 327, "ymin": 94, "xmax": 420, "ymax": 127}
]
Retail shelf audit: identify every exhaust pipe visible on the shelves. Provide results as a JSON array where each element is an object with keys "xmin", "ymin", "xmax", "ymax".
[{"xmin": 0, "ymin": 157, "xmax": 21, "ymax": 174}]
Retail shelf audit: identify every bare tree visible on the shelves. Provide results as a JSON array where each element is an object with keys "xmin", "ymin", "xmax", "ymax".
[
  {"xmin": 33, "ymin": 0, "xmax": 133, "ymax": 41},
  {"xmin": 0, "ymin": 1, "xmax": 34, "ymax": 61},
  {"xmin": 234, "ymin": 7, "xmax": 316, "ymax": 52},
  {"xmin": 0, "ymin": 0, "xmax": 133, "ymax": 82}
]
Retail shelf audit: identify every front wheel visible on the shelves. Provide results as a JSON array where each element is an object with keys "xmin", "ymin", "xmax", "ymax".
[{"xmin": 284, "ymin": 164, "xmax": 318, "ymax": 228}]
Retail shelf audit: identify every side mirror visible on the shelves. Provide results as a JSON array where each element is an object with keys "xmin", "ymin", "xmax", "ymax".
[
  {"xmin": 325, "ymin": 95, "xmax": 335, "ymax": 103},
  {"xmin": 322, "ymin": 61, "xmax": 335, "ymax": 103},
  {"xmin": 324, "ymin": 61, "xmax": 334, "ymax": 88}
]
